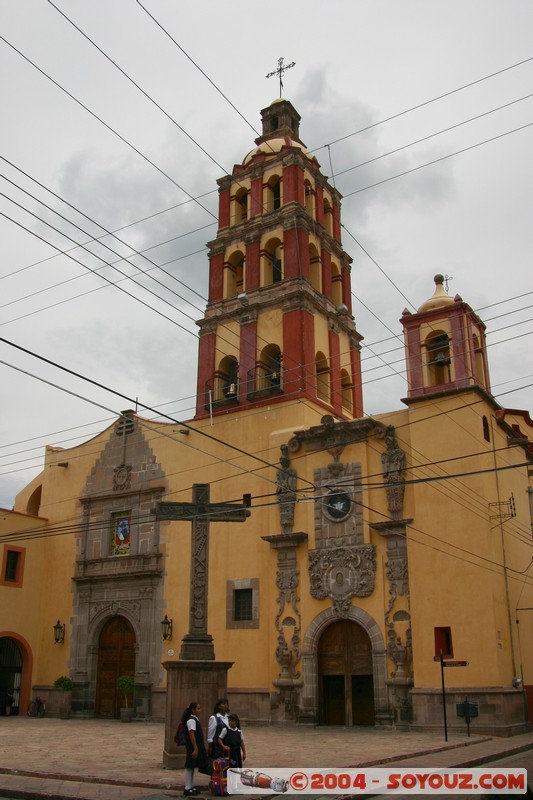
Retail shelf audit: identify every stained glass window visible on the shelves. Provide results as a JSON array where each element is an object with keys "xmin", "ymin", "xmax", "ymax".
[{"xmin": 111, "ymin": 511, "xmax": 131, "ymax": 556}]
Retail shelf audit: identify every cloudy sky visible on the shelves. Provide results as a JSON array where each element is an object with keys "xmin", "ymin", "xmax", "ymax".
[{"xmin": 1, "ymin": 0, "xmax": 532, "ymax": 508}]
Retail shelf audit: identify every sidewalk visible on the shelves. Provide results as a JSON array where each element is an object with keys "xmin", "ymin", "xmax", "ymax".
[{"xmin": 0, "ymin": 716, "xmax": 531, "ymax": 799}]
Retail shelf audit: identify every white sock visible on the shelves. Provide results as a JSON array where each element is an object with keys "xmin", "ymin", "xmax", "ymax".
[{"xmin": 185, "ymin": 767, "xmax": 194, "ymax": 790}]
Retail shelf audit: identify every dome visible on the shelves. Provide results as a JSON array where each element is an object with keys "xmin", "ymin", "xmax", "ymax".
[
  {"xmin": 417, "ymin": 274, "xmax": 455, "ymax": 313},
  {"xmin": 243, "ymin": 135, "xmax": 311, "ymax": 166}
]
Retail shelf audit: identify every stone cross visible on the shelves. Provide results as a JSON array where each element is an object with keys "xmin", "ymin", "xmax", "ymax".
[{"xmin": 153, "ymin": 483, "xmax": 250, "ymax": 660}]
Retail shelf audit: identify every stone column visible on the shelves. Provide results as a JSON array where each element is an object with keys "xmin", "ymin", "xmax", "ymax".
[{"xmin": 262, "ymin": 531, "xmax": 307, "ymax": 721}]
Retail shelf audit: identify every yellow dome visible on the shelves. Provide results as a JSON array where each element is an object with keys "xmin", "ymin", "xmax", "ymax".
[
  {"xmin": 243, "ymin": 136, "xmax": 311, "ymax": 165},
  {"xmin": 417, "ymin": 274, "xmax": 455, "ymax": 313}
]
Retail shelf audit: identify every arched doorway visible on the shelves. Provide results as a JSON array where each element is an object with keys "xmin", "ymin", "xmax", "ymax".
[
  {"xmin": 318, "ymin": 619, "xmax": 375, "ymax": 726},
  {"xmin": 95, "ymin": 616, "xmax": 135, "ymax": 718},
  {"xmin": 0, "ymin": 637, "xmax": 23, "ymax": 715}
]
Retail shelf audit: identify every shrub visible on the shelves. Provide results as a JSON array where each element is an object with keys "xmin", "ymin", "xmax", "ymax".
[
  {"xmin": 53, "ymin": 676, "xmax": 73, "ymax": 690},
  {"xmin": 116, "ymin": 674, "xmax": 134, "ymax": 708}
]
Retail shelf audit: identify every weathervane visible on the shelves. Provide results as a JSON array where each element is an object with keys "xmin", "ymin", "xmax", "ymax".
[{"xmin": 266, "ymin": 57, "xmax": 296, "ymax": 98}]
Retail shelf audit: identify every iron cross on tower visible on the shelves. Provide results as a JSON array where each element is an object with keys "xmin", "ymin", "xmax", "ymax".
[
  {"xmin": 153, "ymin": 484, "xmax": 250, "ymax": 660},
  {"xmin": 266, "ymin": 57, "xmax": 296, "ymax": 98}
]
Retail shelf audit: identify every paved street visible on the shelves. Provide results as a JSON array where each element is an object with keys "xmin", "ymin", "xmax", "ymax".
[{"xmin": 0, "ymin": 716, "xmax": 531, "ymax": 799}]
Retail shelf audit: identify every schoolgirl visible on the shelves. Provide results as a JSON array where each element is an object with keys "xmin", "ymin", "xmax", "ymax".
[
  {"xmin": 217, "ymin": 713, "xmax": 247, "ymax": 768},
  {"xmin": 181, "ymin": 701, "xmax": 209, "ymax": 796},
  {"xmin": 207, "ymin": 697, "xmax": 229, "ymax": 757}
]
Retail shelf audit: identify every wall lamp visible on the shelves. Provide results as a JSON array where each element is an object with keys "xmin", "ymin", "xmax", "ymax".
[
  {"xmin": 161, "ymin": 614, "xmax": 173, "ymax": 641},
  {"xmin": 237, "ymin": 292, "xmax": 249, "ymax": 307},
  {"xmin": 53, "ymin": 620, "xmax": 66, "ymax": 644}
]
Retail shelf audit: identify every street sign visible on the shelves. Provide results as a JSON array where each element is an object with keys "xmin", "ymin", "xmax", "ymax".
[{"xmin": 434, "ymin": 654, "xmax": 469, "ymax": 742}]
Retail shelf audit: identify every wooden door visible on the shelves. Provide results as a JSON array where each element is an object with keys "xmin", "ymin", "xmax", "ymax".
[
  {"xmin": 95, "ymin": 616, "xmax": 135, "ymax": 718},
  {"xmin": 318, "ymin": 619, "xmax": 375, "ymax": 726},
  {"xmin": 352, "ymin": 675, "xmax": 375, "ymax": 725},
  {"xmin": 322, "ymin": 675, "xmax": 345, "ymax": 724},
  {"xmin": 0, "ymin": 637, "xmax": 22, "ymax": 716}
]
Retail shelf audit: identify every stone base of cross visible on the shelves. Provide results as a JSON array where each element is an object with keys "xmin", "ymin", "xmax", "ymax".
[{"xmin": 162, "ymin": 659, "xmax": 233, "ymax": 769}]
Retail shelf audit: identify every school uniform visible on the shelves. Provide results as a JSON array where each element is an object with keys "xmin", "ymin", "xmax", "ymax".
[
  {"xmin": 207, "ymin": 711, "xmax": 229, "ymax": 757},
  {"xmin": 184, "ymin": 715, "xmax": 209, "ymax": 770},
  {"xmin": 218, "ymin": 725, "xmax": 245, "ymax": 768}
]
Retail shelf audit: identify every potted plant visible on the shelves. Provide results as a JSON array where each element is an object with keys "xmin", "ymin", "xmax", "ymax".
[
  {"xmin": 53, "ymin": 675, "xmax": 73, "ymax": 719},
  {"xmin": 116, "ymin": 674, "xmax": 135, "ymax": 722}
]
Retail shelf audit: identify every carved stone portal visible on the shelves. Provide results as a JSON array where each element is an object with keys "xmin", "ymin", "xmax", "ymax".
[{"xmin": 309, "ymin": 545, "xmax": 376, "ymax": 616}]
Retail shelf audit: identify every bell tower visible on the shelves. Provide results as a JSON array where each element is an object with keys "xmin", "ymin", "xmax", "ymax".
[
  {"xmin": 195, "ymin": 99, "xmax": 363, "ymax": 420},
  {"xmin": 401, "ymin": 274, "xmax": 491, "ymax": 400}
]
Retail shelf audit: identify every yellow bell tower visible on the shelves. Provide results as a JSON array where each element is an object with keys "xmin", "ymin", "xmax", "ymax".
[
  {"xmin": 194, "ymin": 99, "xmax": 364, "ymax": 421},
  {"xmin": 401, "ymin": 274, "xmax": 490, "ymax": 400}
]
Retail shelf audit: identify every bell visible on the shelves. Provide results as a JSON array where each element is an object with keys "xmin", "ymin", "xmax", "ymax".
[{"xmin": 429, "ymin": 351, "xmax": 450, "ymax": 367}]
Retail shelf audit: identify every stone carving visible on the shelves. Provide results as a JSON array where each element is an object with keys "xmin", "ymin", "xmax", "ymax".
[
  {"xmin": 88, "ymin": 599, "xmax": 140, "ymax": 624},
  {"xmin": 262, "ymin": 531, "xmax": 307, "ymax": 719},
  {"xmin": 188, "ymin": 507, "xmax": 209, "ymax": 630},
  {"xmin": 386, "ymin": 553, "xmax": 409, "ymax": 598},
  {"xmin": 387, "ymin": 629, "xmax": 410, "ymax": 679},
  {"xmin": 309, "ymin": 545, "xmax": 376, "ymax": 615},
  {"xmin": 381, "ymin": 426, "xmax": 406, "ymax": 517},
  {"xmin": 276, "ymin": 444, "xmax": 297, "ymax": 533},
  {"xmin": 113, "ymin": 464, "xmax": 132, "ymax": 492},
  {"xmin": 274, "ymin": 569, "xmax": 301, "ymax": 679},
  {"xmin": 381, "ymin": 530, "xmax": 412, "ymax": 681}
]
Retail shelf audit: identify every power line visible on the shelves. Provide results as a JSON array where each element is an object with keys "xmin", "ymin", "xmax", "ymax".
[
  {"xmin": 0, "ymin": 172, "xmax": 204, "ymax": 322},
  {"xmin": 0, "ymin": 35, "xmax": 218, "ymax": 220},
  {"xmin": 0, "ymin": 336, "xmax": 317, "ymax": 491},
  {"xmin": 0, "ymin": 208, "xmax": 198, "ymax": 338},
  {"xmin": 311, "ymin": 55, "xmax": 533, "ymax": 152},
  {"xmin": 342, "ymin": 120, "xmax": 533, "ymax": 199},
  {"xmin": 47, "ymin": 1, "xmax": 232, "ymax": 178},
  {"xmin": 332, "ymin": 92, "xmax": 533, "ymax": 182},
  {"xmin": 135, "ymin": 0, "xmax": 260, "ymax": 138}
]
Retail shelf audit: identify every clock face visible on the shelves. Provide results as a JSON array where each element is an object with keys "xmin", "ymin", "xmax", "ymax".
[{"xmin": 324, "ymin": 491, "xmax": 352, "ymax": 521}]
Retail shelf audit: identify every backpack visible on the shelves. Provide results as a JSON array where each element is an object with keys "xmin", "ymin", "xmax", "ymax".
[
  {"xmin": 209, "ymin": 756, "xmax": 229, "ymax": 796},
  {"xmin": 174, "ymin": 722, "xmax": 187, "ymax": 746}
]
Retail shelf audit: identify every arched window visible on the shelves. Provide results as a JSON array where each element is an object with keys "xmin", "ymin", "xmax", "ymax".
[
  {"xmin": 262, "ymin": 238, "xmax": 283, "ymax": 286},
  {"xmin": 26, "ymin": 485, "xmax": 42, "ymax": 516},
  {"xmin": 426, "ymin": 332, "xmax": 451, "ymax": 386},
  {"xmin": 323, "ymin": 197, "xmax": 333, "ymax": 236},
  {"xmin": 216, "ymin": 356, "xmax": 239, "ymax": 401},
  {"xmin": 482, "ymin": 415, "xmax": 490, "ymax": 442},
  {"xmin": 331, "ymin": 261, "xmax": 342, "ymax": 307},
  {"xmin": 309, "ymin": 243, "xmax": 321, "ymax": 292},
  {"xmin": 473, "ymin": 333, "xmax": 485, "ymax": 387},
  {"xmin": 304, "ymin": 180, "xmax": 315, "ymax": 217},
  {"xmin": 223, "ymin": 251, "xmax": 245, "ymax": 298},
  {"xmin": 234, "ymin": 188, "xmax": 248, "ymax": 224},
  {"xmin": 258, "ymin": 344, "xmax": 282, "ymax": 391},
  {"xmin": 316, "ymin": 352, "xmax": 330, "ymax": 403},
  {"xmin": 341, "ymin": 369, "xmax": 353, "ymax": 415},
  {"xmin": 265, "ymin": 175, "xmax": 282, "ymax": 212}
]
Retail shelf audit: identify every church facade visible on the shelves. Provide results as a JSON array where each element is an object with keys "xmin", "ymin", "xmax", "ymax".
[{"xmin": 1, "ymin": 99, "xmax": 532, "ymax": 736}]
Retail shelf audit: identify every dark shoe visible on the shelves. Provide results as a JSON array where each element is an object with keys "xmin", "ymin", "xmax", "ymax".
[{"xmin": 183, "ymin": 790, "xmax": 196, "ymax": 796}]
